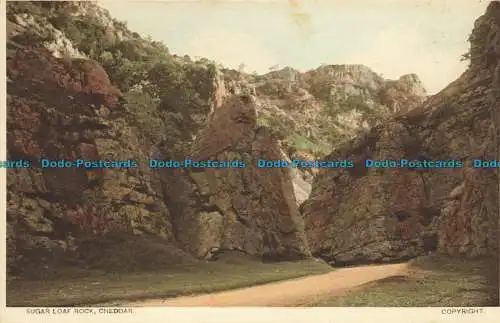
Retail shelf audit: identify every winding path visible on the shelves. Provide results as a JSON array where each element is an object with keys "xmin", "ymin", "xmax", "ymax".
[{"xmin": 125, "ymin": 262, "xmax": 410, "ymax": 307}]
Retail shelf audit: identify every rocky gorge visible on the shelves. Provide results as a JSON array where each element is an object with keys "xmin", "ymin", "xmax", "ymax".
[
  {"xmin": 303, "ymin": 2, "xmax": 500, "ymax": 266},
  {"xmin": 4, "ymin": 1, "xmax": 499, "ymax": 281}
]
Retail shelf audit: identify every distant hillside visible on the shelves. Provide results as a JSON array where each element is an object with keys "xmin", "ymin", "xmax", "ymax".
[{"xmin": 220, "ymin": 64, "xmax": 427, "ymax": 160}]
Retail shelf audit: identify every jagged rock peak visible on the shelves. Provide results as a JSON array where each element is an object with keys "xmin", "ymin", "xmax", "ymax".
[
  {"xmin": 393, "ymin": 73, "xmax": 427, "ymax": 97},
  {"xmin": 315, "ymin": 64, "xmax": 383, "ymax": 79}
]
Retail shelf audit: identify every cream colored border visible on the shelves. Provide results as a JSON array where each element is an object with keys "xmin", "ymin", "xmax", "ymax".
[
  {"xmin": 2, "ymin": 307, "xmax": 500, "ymax": 323},
  {"xmin": 1, "ymin": 1, "xmax": 499, "ymax": 323}
]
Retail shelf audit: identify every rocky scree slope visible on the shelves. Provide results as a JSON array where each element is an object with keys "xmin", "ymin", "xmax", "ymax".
[{"xmin": 303, "ymin": 2, "xmax": 500, "ymax": 266}]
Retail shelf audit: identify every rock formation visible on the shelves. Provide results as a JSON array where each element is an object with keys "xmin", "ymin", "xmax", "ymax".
[
  {"xmin": 246, "ymin": 63, "xmax": 428, "ymax": 154},
  {"xmin": 162, "ymin": 95, "xmax": 310, "ymax": 260},
  {"xmin": 302, "ymin": 2, "xmax": 500, "ymax": 265},
  {"xmin": 6, "ymin": 46, "xmax": 181, "ymax": 275},
  {"xmin": 5, "ymin": 1, "xmax": 499, "ymax": 279},
  {"xmin": 5, "ymin": 3, "xmax": 310, "ymax": 276}
]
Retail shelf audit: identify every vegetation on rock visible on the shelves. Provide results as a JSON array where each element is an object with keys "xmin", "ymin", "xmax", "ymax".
[{"xmin": 5, "ymin": 1, "xmax": 497, "ymax": 307}]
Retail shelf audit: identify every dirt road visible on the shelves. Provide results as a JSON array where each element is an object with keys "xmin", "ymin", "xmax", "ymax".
[{"xmin": 125, "ymin": 262, "xmax": 409, "ymax": 307}]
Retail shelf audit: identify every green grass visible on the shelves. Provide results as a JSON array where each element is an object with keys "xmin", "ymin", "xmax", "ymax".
[
  {"xmin": 289, "ymin": 133, "xmax": 317, "ymax": 151},
  {"xmin": 7, "ymin": 258, "xmax": 333, "ymax": 307},
  {"xmin": 286, "ymin": 133, "xmax": 331, "ymax": 156},
  {"xmin": 303, "ymin": 254, "xmax": 498, "ymax": 307}
]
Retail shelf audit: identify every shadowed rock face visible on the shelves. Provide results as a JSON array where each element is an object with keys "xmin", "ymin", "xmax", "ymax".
[
  {"xmin": 163, "ymin": 95, "xmax": 311, "ymax": 260},
  {"xmin": 6, "ymin": 47, "xmax": 178, "ymax": 275},
  {"xmin": 6, "ymin": 1, "xmax": 499, "ymax": 278},
  {"xmin": 302, "ymin": 2, "xmax": 500, "ymax": 266},
  {"xmin": 6, "ymin": 45, "xmax": 311, "ymax": 276},
  {"xmin": 190, "ymin": 95, "xmax": 257, "ymax": 162},
  {"xmin": 8, "ymin": 46, "xmax": 122, "ymax": 111}
]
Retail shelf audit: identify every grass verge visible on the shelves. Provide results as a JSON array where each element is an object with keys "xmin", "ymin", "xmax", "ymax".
[
  {"xmin": 7, "ymin": 258, "xmax": 332, "ymax": 307},
  {"xmin": 303, "ymin": 254, "xmax": 498, "ymax": 306}
]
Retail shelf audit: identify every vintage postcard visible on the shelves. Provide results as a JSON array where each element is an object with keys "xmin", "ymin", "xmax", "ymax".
[{"xmin": 1, "ymin": 1, "xmax": 499, "ymax": 322}]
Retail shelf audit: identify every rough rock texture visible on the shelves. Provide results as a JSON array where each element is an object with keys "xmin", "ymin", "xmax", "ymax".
[
  {"xmin": 5, "ymin": 0, "xmax": 315, "ymax": 274},
  {"xmin": 280, "ymin": 147, "xmax": 313, "ymax": 206},
  {"xmin": 162, "ymin": 95, "xmax": 311, "ymax": 260},
  {"xmin": 7, "ymin": 1, "xmax": 498, "ymax": 279},
  {"xmin": 227, "ymin": 63, "xmax": 427, "ymax": 159},
  {"xmin": 6, "ymin": 47, "xmax": 178, "ymax": 274},
  {"xmin": 7, "ymin": 13, "xmax": 87, "ymax": 59},
  {"xmin": 380, "ymin": 73, "xmax": 428, "ymax": 113},
  {"xmin": 6, "ymin": 47, "xmax": 310, "ymax": 275},
  {"xmin": 303, "ymin": 2, "xmax": 499, "ymax": 265},
  {"xmin": 233, "ymin": 64, "xmax": 427, "ymax": 204},
  {"xmin": 8, "ymin": 46, "xmax": 122, "ymax": 110}
]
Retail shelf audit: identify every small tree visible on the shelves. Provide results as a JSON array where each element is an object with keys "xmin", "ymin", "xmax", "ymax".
[{"xmin": 460, "ymin": 51, "xmax": 471, "ymax": 62}]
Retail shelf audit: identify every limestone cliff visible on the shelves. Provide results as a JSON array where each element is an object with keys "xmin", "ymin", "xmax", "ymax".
[
  {"xmin": 303, "ymin": 2, "xmax": 500, "ymax": 265},
  {"xmin": 6, "ymin": 1, "xmax": 496, "ymax": 279},
  {"xmin": 6, "ymin": 46, "xmax": 184, "ymax": 275},
  {"xmin": 163, "ymin": 95, "xmax": 310, "ymax": 260},
  {"xmin": 5, "ymin": 1, "xmax": 310, "ymax": 276},
  {"xmin": 226, "ymin": 64, "xmax": 427, "ymax": 158},
  {"xmin": 222, "ymin": 63, "xmax": 427, "ymax": 205}
]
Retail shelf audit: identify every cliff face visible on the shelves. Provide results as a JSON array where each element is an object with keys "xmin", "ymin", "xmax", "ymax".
[
  {"xmin": 5, "ymin": 2, "xmax": 311, "ymax": 276},
  {"xmin": 229, "ymin": 63, "xmax": 427, "ymax": 205},
  {"xmin": 303, "ymin": 2, "xmax": 500, "ymax": 265},
  {"xmin": 6, "ymin": 47, "xmax": 310, "ymax": 273},
  {"xmin": 232, "ymin": 63, "xmax": 427, "ymax": 158},
  {"xmin": 163, "ymin": 95, "xmax": 310, "ymax": 260},
  {"xmin": 6, "ymin": 46, "xmax": 183, "ymax": 275},
  {"xmin": 6, "ymin": 1, "xmax": 497, "ymax": 278}
]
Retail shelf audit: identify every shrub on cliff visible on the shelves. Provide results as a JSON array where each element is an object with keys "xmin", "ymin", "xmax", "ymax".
[
  {"xmin": 7, "ymin": 1, "xmax": 47, "ymax": 19},
  {"xmin": 124, "ymin": 90, "xmax": 166, "ymax": 145},
  {"xmin": 284, "ymin": 133, "xmax": 330, "ymax": 157},
  {"xmin": 306, "ymin": 73, "xmax": 334, "ymax": 102},
  {"xmin": 8, "ymin": 1, "xmax": 218, "ymax": 160},
  {"xmin": 147, "ymin": 60, "xmax": 216, "ymax": 116},
  {"xmin": 10, "ymin": 30, "xmax": 55, "ymax": 46}
]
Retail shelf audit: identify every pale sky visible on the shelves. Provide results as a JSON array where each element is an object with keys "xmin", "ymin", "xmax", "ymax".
[{"xmin": 99, "ymin": 0, "xmax": 491, "ymax": 94}]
